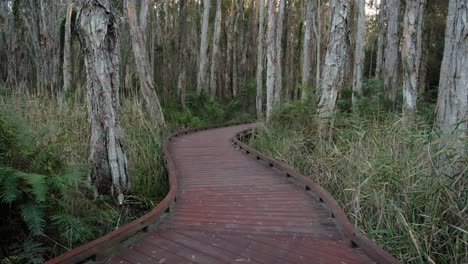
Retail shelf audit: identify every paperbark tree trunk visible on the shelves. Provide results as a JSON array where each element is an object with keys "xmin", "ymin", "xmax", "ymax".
[
  {"xmin": 209, "ymin": 0, "xmax": 222, "ymax": 98},
  {"xmin": 317, "ymin": 0, "xmax": 349, "ymax": 135},
  {"xmin": 266, "ymin": 0, "xmax": 277, "ymax": 119},
  {"xmin": 313, "ymin": 0, "xmax": 322, "ymax": 91},
  {"xmin": 177, "ymin": 0, "xmax": 187, "ymax": 109},
  {"xmin": 375, "ymin": 0, "xmax": 386, "ymax": 78},
  {"xmin": 256, "ymin": 0, "xmax": 266, "ymax": 117},
  {"xmin": 301, "ymin": 0, "xmax": 313, "ymax": 100},
  {"xmin": 125, "ymin": 0, "xmax": 165, "ymax": 126},
  {"xmin": 62, "ymin": 0, "xmax": 73, "ymax": 100},
  {"xmin": 436, "ymin": 0, "xmax": 467, "ymax": 174},
  {"xmin": 352, "ymin": 0, "xmax": 365, "ymax": 107},
  {"xmin": 197, "ymin": 0, "xmax": 211, "ymax": 94},
  {"xmin": 401, "ymin": 0, "xmax": 426, "ymax": 126},
  {"xmin": 274, "ymin": 0, "xmax": 286, "ymax": 105},
  {"xmin": 76, "ymin": 0, "xmax": 130, "ymax": 204},
  {"xmin": 383, "ymin": 0, "xmax": 401, "ymax": 110}
]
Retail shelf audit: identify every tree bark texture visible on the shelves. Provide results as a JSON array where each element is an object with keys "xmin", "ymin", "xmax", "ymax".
[
  {"xmin": 301, "ymin": 0, "xmax": 313, "ymax": 100},
  {"xmin": 197, "ymin": 0, "xmax": 211, "ymax": 94},
  {"xmin": 375, "ymin": 0, "xmax": 386, "ymax": 77},
  {"xmin": 401, "ymin": 0, "xmax": 426, "ymax": 126},
  {"xmin": 210, "ymin": 0, "xmax": 222, "ymax": 98},
  {"xmin": 436, "ymin": 0, "xmax": 467, "ymax": 173},
  {"xmin": 317, "ymin": 0, "xmax": 349, "ymax": 134},
  {"xmin": 125, "ymin": 0, "xmax": 165, "ymax": 126},
  {"xmin": 352, "ymin": 0, "xmax": 365, "ymax": 107},
  {"xmin": 62, "ymin": 0, "xmax": 73, "ymax": 99},
  {"xmin": 256, "ymin": 0, "xmax": 266, "ymax": 117},
  {"xmin": 383, "ymin": 0, "xmax": 401, "ymax": 110},
  {"xmin": 274, "ymin": 0, "xmax": 286, "ymax": 105},
  {"xmin": 266, "ymin": 0, "xmax": 277, "ymax": 119},
  {"xmin": 76, "ymin": 0, "xmax": 130, "ymax": 204}
]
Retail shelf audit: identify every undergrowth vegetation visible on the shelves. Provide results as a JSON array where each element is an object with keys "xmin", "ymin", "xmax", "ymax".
[
  {"xmin": 249, "ymin": 79, "xmax": 466, "ymax": 263},
  {"xmin": 0, "ymin": 91, "xmax": 253, "ymax": 262}
]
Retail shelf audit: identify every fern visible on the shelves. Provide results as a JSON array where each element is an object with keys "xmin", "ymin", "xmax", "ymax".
[
  {"xmin": 0, "ymin": 170, "xmax": 20, "ymax": 203},
  {"xmin": 50, "ymin": 214, "xmax": 93, "ymax": 246},
  {"xmin": 18, "ymin": 172, "xmax": 47, "ymax": 203},
  {"xmin": 19, "ymin": 202, "xmax": 45, "ymax": 236}
]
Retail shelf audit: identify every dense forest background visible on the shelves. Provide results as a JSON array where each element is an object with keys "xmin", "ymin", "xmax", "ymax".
[{"xmin": 0, "ymin": 0, "xmax": 466, "ymax": 263}]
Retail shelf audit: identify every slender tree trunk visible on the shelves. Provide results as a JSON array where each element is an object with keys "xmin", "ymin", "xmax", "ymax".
[
  {"xmin": 274, "ymin": 0, "xmax": 286, "ymax": 105},
  {"xmin": 256, "ymin": 0, "xmax": 266, "ymax": 117},
  {"xmin": 383, "ymin": 0, "xmax": 401, "ymax": 110},
  {"xmin": 436, "ymin": 0, "xmax": 467, "ymax": 174},
  {"xmin": 177, "ymin": 0, "xmax": 187, "ymax": 109},
  {"xmin": 62, "ymin": 0, "xmax": 73, "ymax": 100},
  {"xmin": 314, "ymin": 0, "xmax": 322, "ymax": 90},
  {"xmin": 76, "ymin": 0, "xmax": 130, "ymax": 204},
  {"xmin": 375, "ymin": 0, "xmax": 386, "ymax": 78},
  {"xmin": 209, "ymin": 0, "xmax": 222, "ymax": 98},
  {"xmin": 352, "ymin": 0, "xmax": 365, "ymax": 107},
  {"xmin": 301, "ymin": 0, "xmax": 313, "ymax": 100},
  {"xmin": 197, "ymin": 0, "xmax": 211, "ymax": 94},
  {"xmin": 125, "ymin": 0, "xmax": 165, "ymax": 126},
  {"xmin": 401, "ymin": 0, "xmax": 426, "ymax": 126},
  {"xmin": 317, "ymin": 0, "xmax": 349, "ymax": 135},
  {"xmin": 266, "ymin": 0, "xmax": 277, "ymax": 119}
]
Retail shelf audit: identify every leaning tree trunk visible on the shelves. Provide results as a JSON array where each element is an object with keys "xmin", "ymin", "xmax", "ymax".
[
  {"xmin": 317, "ymin": 0, "xmax": 349, "ymax": 136},
  {"xmin": 266, "ymin": 0, "xmax": 277, "ymax": 119},
  {"xmin": 76, "ymin": 0, "xmax": 130, "ymax": 204},
  {"xmin": 352, "ymin": 0, "xmax": 365, "ymax": 107},
  {"xmin": 301, "ymin": 0, "xmax": 313, "ymax": 100},
  {"xmin": 274, "ymin": 0, "xmax": 286, "ymax": 105},
  {"xmin": 197, "ymin": 0, "xmax": 211, "ymax": 94},
  {"xmin": 125, "ymin": 0, "xmax": 165, "ymax": 126},
  {"xmin": 209, "ymin": 0, "xmax": 222, "ymax": 98},
  {"xmin": 401, "ymin": 0, "xmax": 426, "ymax": 127},
  {"xmin": 62, "ymin": 0, "xmax": 73, "ymax": 100},
  {"xmin": 436, "ymin": 0, "xmax": 467, "ymax": 175},
  {"xmin": 375, "ymin": 0, "xmax": 386, "ymax": 78},
  {"xmin": 256, "ymin": 0, "xmax": 266, "ymax": 117},
  {"xmin": 383, "ymin": 0, "xmax": 401, "ymax": 111}
]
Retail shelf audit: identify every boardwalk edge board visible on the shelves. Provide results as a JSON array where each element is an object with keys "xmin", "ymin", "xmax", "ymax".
[
  {"xmin": 233, "ymin": 128, "xmax": 400, "ymax": 264},
  {"xmin": 47, "ymin": 121, "xmax": 399, "ymax": 264},
  {"xmin": 45, "ymin": 120, "xmax": 255, "ymax": 264}
]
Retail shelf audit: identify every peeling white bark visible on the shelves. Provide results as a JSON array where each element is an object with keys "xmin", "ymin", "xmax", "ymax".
[
  {"xmin": 210, "ymin": 0, "xmax": 222, "ymax": 98},
  {"xmin": 197, "ymin": 0, "xmax": 211, "ymax": 94},
  {"xmin": 317, "ymin": 0, "xmax": 349, "ymax": 134},
  {"xmin": 274, "ymin": 0, "xmax": 286, "ymax": 105},
  {"xmin": 383, "ymin": 0, "xmax": 400, "ymax": 110},
  {"xmin": 436, "ymin": 0, "xmax": 467, "ymax": 173},
  {"xmin": 352, "ymin": 0, "xmax": 365, "ymax": 107},
  {"xmin": 401, "ymin": 0, "xmax": 426, "ymax": 126},
  {"xmin": 77, "ymin": 0, "xmax": 130, "ymax": 204},
  {"xmin": 266, "ymin": 0, "xmax": 277, "ymax": 119}
]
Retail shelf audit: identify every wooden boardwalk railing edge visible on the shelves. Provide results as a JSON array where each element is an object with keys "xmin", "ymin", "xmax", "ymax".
[
  {"xmin": 45, "ymin": 120, "xmax": 256, "ymax": 264},
  {"xmin": 233, "ymin": 128, "xmax": 400, "ymax": 264}
]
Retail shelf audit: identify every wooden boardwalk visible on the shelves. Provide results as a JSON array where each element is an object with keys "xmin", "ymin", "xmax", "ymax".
[
  {"xmin": 47, "ymin": 123, "xmax": 398, "ymax": 264},
  {"xmin": 106, "ymin": 124, "xmax": 394, "ymax": 264}
]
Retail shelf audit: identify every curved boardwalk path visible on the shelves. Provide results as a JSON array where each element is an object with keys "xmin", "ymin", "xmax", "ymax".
[{"xmin": 105, "ymin": 124, "xmax": 395, "ymax": 264}]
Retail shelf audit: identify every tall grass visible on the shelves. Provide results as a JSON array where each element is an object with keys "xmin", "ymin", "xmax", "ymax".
[{"xmin": 250, "ymin": 100, "xmax": 466, "ymax": 263}]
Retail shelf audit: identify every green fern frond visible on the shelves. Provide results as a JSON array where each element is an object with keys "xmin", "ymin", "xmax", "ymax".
[
  {"xmin": 0, "ymin": 169, "xmax": 20, "ymax": 204},
  {"xmin": 19, "ymin": 202, "xmax": 45, "ymax": 236},
  {"xmin": 17, "ymin": 172, "xmax": 47, "ymax": 203},
  {"xmin": 10, "ymin": 239, "xmax": 45, "ymax": 264}
]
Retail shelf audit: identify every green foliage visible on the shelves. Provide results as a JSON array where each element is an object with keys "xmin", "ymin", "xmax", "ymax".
[
  {"xmin": 168, "ymin": 92, "xmax": 254, "ymax": 127},
  {"xmin": 249, "ymin": 103, "xmax": 466, "ymax": 263},
  {"xmin": 2, "ymin": 239, "xmax": 45, "ymax": 264}
]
